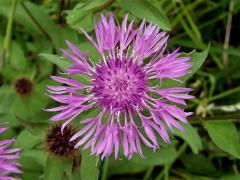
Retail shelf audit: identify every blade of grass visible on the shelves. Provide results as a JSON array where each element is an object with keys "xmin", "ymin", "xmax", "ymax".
[
  {"xmin": 172, "ymin": 1, "xmax": 205, "ymax": 49},
  {"xmin": 155, "ymin": 142, "xmax": 188, "ymax": 180},
  {"xmin": 199, "ymin": 13, "xmax": 227, "ymax": 30},
  {"xmin": 197, "ymin": 71, "xmax": 216, "ymax": 97},
  {"xmin": 143, "ymin": 166, "xmax": 154, "ymax": 180},
  {"xmin": 1, "ymin": 0, "xmax": 19, "ymax": 70},
  {"xmin": 172, "ymin": 0, "xmax": 204, "ymax": 37},
  {"xmin": 171, "ymin": 0, "xmax": 204, "ymax": 28},
  {"xmin": 222, "ymin": 0, "xmax": 234, "ymax": 86},
  {"xmin": 208, "ymin": 86, "xmax": 240, "ymax": 102}
]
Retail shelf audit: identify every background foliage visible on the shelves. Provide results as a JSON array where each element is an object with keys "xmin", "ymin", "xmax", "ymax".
[{"xmin": 0, "ymin": 0, "xmax": 240, "ymax": 180}]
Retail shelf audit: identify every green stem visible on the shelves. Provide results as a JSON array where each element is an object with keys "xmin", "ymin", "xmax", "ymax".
[
  {"xmin": 143, "ymin": 166, "xmax": 154, "ymax": 180},
  {"xmin": 222, "ymin": 0, "xmax": 234, "ymax": 67},
  {"xmin": 155, "ymin": 165, "xmax": 170, "ymax": 180},
  {"xmin": 21, "ymin": 2, "xmax": 56, "ymax": 54},
  {"xmin": 171, "ymin": 169, "xmax": 212, "ymax": 180},
  {"xmin": 155, "ymin": 168, "xmax": 165, "ymax": 180},
  {"xmin": 21, "ymin": 2, "xmax": 52, "ymax": 43},
  {"xmin": 101, "ymin": 159, "xmax": 109, "ymax": 180},
  {"xmin": 233, "ymin": 163, "xmax": 239, "ymax": 174},
  {"xmin": 155, "ymin": 143, "xmax": 187, "ymax": 180},
  {"xmin": 164, "ymin": 165, "xmax": 169, "ymax": 180},
  {"xmin": 208, "ymin": 86, "xmax": 240, "ymax": 102},
  {"xmin": 170, "ymin": 169, "xmax": 190, "ymax": 180},
  {"xmin": 189, "ymin": 114, "xmax": 240, "ymax": 123},
  {"xmin": 1, "ymin": 0, "xmax": 19, "ymax": 70},
  {"xmin": 178, "ymin": 0, "xmax": 202, "ymax": 42}
]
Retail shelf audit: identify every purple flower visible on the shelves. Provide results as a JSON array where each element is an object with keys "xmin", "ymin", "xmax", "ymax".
[
  {"xmin": 0, "ymin": 124, "xmax": 21, "ymax": 179},
  {"xmin": 47, "ymin": 13, "xmax": 194, "ymax": 159}
]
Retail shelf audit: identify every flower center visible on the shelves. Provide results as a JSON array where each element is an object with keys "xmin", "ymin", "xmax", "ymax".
[
  {"xmin": 14, "ymin": 77, "xmax": 33, "ymax": 96},
  {"xmin": 92, "ymin": 58, "xmax": 147, "ymax": 113}
]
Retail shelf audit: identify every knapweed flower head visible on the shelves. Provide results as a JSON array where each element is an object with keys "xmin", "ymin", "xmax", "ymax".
[
  {"xmin": 0, "ymin": 123, "xmax": 21, "ymax": 179},
  {"xmin": 47, "ymin": 13, "xmax": 194, "ymax": 159}
]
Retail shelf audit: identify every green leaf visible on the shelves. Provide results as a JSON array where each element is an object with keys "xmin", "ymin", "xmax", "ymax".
[
  {"xmin": 19, "ymin": 149, "xmax": 48, "ymax": 180},
  {"xmin": 64, "ymin": 160, "xmax": 74, "ymax": 180},
  {"xmin": 174, "ymin": 123, "xmax": 203, "ymax": 154},
  {"xmin": 66, "ymin": 0, "xmax": 109, "ymax": 32},
  {"xmin": 0, "ymin": 89, "xmax": 15, "ymax": 114},
  {"xmin": 117, "ymin": 0, "xmax": 171, "ymax": 31},
  {"xmin": 80, "ymin": 150, "xmax": 100, "ymax": 180},
  {"xmin": 39, "ymin": 54, "xmax": 71, "ymax": 69},
  {"xmin": 13, "ymin": 114, "xmax": 49, "ymax": 136},
  {"xmin": 181, "ymin": 153, "xmax": 216, "ymax": 175},
  {"xmin": 0, "ymin": 1, "xmax": 42, "ymax": 36},
  {"xmin": 19, "ymin": 171, "xmax": 42, "ymax": 180},
  {"xmin": 44, "ymin": 155, "xmax": 65, "ymax": 180},
  {"xmin": 15, "ymin": 2, "xmax": 77, "ymax": 51},
  {"xmin": 108, "ymin": 158, "xmax": 148, "ymax": 176},
  {"xmin": 0, "ymin": 113, "xmax": 19, "ymax": 127},
  {"xmin": 21, "ymin": 150, "xmax": 48, "ymax": 167},
  {"xmin": 162, "ymin": 44, "xmax": 210, "ymax": 88},
  {"xmin": 40, "ymin": 53, "xmax": 91, "ymax": 84},
  {"xmin": 15, "ymin": 129, "xmax": 42, "ymax": 150},
  {"xmin": 0, "ymin": 1, "xmax": 11, "ymax": 15},
  {"xmin": 204, "ymin": 121, "xmax": 240, "ymax": 158},
  {"xmin": 183, "ymin": 44, "xmax": 210, "ymax": 81},
  {"xmin": 131, "ymin": 145, "xmax": 178, "ymax": 166},
  {"xmin": 220, "ymin": 175, "xmax": 240, "ymax": 180},
  {"xmin": 9, "ymin": 41, "xmax": 27, "ymax": 71},
  {"xmin": 76, "ymin": 41, "xmax": 100, "ymax": 61},
  {"xmin": 66, "ymin": 10, "xmax": 94, "ymax": 33},
  {"xmin": 0, "ymin": 126, "xmax": 16, "ymax": 139}
]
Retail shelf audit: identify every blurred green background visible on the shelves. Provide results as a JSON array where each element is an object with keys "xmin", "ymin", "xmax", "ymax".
[{"xmin": 0, "ymin": 0, "xmax": 240, "ymax": 180}]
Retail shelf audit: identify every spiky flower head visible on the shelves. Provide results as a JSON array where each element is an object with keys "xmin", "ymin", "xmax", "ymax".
[
  {"xmin": 0, "ymin": 123, "xmax": 22, "ymax": 179},
  {"xmin": 47, "ymin": 13, "xmax": 194, "ymax": 159}
]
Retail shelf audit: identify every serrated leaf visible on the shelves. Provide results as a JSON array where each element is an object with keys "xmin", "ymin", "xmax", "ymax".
[
  {"xmin": 117, "ymin": 0, "xmax": 171, "ymax": 31},
  {"xmin": 162, "ymin": 44, "xmax": 210, "ymax": 88},
  {"xmin": 204, "ymin": 121, "xmax": 240, "ymax": 159},
  {"xmin": 183, "ymin": 44, "xmax": 210, "ymax": 81},
  {"xmin": 175, "ymin": 123, "xmax": 202, "ymax": 154}
]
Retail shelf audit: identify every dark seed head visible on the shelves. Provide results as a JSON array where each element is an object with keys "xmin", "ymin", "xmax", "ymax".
[
  {"xmin": 14, "ymin": 77, "xmax": 33, "ymax": 96},
  {"xmin": 45, "ymin": 124, "xmax": 79, "ymax": 159}
]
